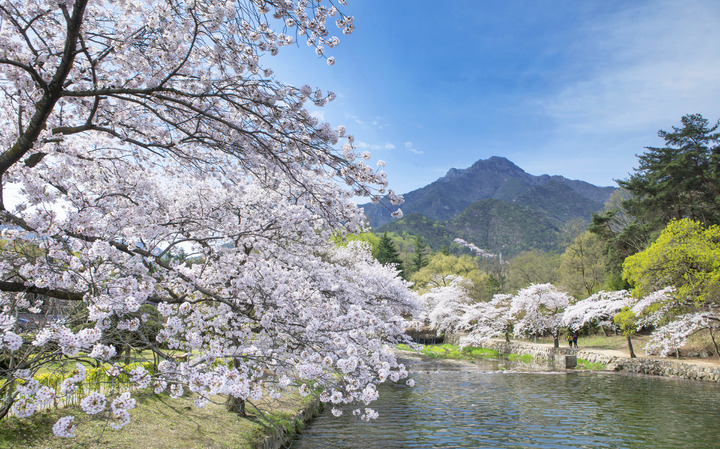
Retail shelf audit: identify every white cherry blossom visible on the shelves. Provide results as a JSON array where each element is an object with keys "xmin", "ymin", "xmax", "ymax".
[{"xmin": 0, "ymin": 0, "xmax": 413, "ymax": 432}]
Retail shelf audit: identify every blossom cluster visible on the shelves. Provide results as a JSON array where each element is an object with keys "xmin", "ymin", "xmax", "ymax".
[
  {"xmin": 0, "ymin": 0, "xmax": 417, "ymax": 436},
  {"xmin": 454, "ymin": 238, "xmax": 500, "ymax": 259},
  {"xmin": 562, "ymin": 290, "xmax": 633, "ymax": 331}
]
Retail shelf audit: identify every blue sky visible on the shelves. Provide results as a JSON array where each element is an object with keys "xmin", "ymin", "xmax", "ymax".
[{"xmin": 271, "ymin": 0, "xmax": 720, "ymax": 195}]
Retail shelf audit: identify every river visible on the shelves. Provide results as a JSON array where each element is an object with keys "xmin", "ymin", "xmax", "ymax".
[{"xmin": 290, "ymin": 355, "xmax": 720, "ymax": 448}]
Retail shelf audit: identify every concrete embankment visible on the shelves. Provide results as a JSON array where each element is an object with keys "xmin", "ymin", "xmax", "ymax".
[{"xmin": 474, "ymin": 340, "xmax": 720, "ymax": 383}]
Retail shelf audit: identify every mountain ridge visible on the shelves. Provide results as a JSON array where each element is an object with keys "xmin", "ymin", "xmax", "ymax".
[{"xmin": 361, "ymin": 156, "xmax": 617, "ymax": 256}]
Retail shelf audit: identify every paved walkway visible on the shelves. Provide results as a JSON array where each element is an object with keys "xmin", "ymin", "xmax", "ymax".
[{"xmin": 523, "ymin": 340, "xmax": 720, "ymax": 368}]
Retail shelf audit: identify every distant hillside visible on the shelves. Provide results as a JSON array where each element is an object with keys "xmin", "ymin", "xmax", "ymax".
[
  {"xmin": 379, "ymin": 199, "xmax": 562, "ymax": 257},
  {"xmin": 511, "ymin": 180, "xmax": 605, "ymax": 226},
  {"xmin": 362, "ymin": 156, "xmax": 614, "ymax": 229},
  {"xmin": 362, "ymin": 156, "xmax": 616, "ymax": 256}
]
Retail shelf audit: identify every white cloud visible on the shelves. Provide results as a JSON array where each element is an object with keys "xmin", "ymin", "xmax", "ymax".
[
  {"xmin": 542, "ymin": 1, "xmax": 720, "ymax": 134},
  {"xmin": 530, "ymin": 0, "xmax": 720, "ymax": 185},
  {"xmin": 356, "ymin": 141, "xmax": 396, "ymax": 151},
  {"xmin": 345, "ymin": 113, "xmax": 389, "ymax": 129},
  {"xmin": 404, "ymin": 141, "xmax": 424, "ymax": 155}
]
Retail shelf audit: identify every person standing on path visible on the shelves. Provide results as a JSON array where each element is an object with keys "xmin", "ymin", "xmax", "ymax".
[{"xmin": 572, "ymin": 332, "xmax": 578, "ymax": 348}]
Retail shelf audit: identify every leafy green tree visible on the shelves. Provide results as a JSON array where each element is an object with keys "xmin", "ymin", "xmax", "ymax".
[
  {"xmin": 411, "ymin": 253, "xmax": 490, "ymax": 301},
  {"xmin": 375, "ymin": 232, "xmax": 404, "ymax": 277},
  {"xmin": 560, "ymin": 218, "xmax": 588, "ymax": 248},
  {"xmin": 333, "ymin": 232, "xmax": 381, "ymax": 252},
  {"xmin": 559, "ymin": 231, "xmax": 607, "ymax": 299},
  {"xmin": 623, "ymin": 218, "xmax": 720, "ymax": 305},
  {"xmin": 613, "ymin": 308, "xmax": 639, "ymax": 358},
  {"xmin": 506, "ymin": 250, "xmax": 561, "ymax": 292}
]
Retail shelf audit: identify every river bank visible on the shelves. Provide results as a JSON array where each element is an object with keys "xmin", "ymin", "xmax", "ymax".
[{"xmin": 461, "ymin": 339, "xmax": 720, "ymax": 383}]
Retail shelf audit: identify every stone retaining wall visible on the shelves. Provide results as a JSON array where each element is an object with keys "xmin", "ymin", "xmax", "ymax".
[{"xmin": 477, "ymin": 340, "xmax": 720, "ymax": 383}]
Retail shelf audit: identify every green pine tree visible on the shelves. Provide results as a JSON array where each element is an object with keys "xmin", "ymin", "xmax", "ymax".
[
  {"xmin": 409, "ymin": 236, "xmax": 430, "ymax": 274},
  {"xmin": 619, "ymin": 114, "xmax": 720, "ymax": 228},
  {"xmin": 374, "ymin": 232, "xmax": 404, "ymax": 277}
]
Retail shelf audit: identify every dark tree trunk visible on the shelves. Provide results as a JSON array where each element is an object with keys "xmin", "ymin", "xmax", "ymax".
[
  {"xmin": 627, "ymin": 335, "xmax": 636, "ymax": 358},
  {"xmin": 226, "ymin": 396, "xmax": 246, "ymax": 416},
  {"xmin": 0, "ymin": 396, "xmax": 13, "ymax": 421},
  {"xmin": 505, "ymin": 330, "xmax": 510, "ymax": 343},
  {"xmin": 710, "ymin": 327, "xmax": 720, "ymax": 359},
  {"xmin": 226, "ymin": 357, "xmax": 246, "ymax": 416},
  {"xmin": 553, "ymin": 330, "xmax": 559, "ymax": 348}
]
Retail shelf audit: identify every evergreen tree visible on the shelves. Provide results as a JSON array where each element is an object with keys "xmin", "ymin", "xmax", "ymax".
[
  {"xmin": 619, "ymin": 114, "xmax": 720, "ymax": 228},
  {"xmin": 375, "ymin": 232, "xmax": 404, "ymax": 276},
  {"xmin": 410, "ymin": 236, "xmax": 430, "ymax": 274}
]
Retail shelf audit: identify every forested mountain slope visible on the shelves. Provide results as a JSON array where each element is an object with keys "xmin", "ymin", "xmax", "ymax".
[{"xmin": 363, "ymin": 156, "xmax": 616, "ymax": 255}]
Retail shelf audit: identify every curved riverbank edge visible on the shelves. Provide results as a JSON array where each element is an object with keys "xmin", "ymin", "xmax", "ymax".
[
  {"xmin": 476, "ymin": 340, "xmax": 720, "ymax": 383},
  {"xmin": 254, "ymin": 397, "xmax": 323, "ymax": 449}
]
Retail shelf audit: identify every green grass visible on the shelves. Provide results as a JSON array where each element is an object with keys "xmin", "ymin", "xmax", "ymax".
[
  {"xmin": 507, "ymin": 354, "xmax": 534, "ymax": 363},
  {"xmin": 462, "ymin": 347, "xmax": 500, "ymax": 358},
  {"xmin": 420, "ymin": 344, "xmax": 463, "ymax": 359},
  {"xmin": 398, "ymin": 343, "xmax": 522, "ymax": 362},
  {"xmin": 0, "ymin": 390, "xmax": 317, "ymax": 449},
  {"xmin": 577, "ymin": 358, "xmax": 606, "ymax": 370},
  {"xmin": 398, "ymin": 343, "xmax": 486, "ymax": 360},
  {"xmin": 574, "ymin": 335, "xmax": 631, "ymax": 350}
]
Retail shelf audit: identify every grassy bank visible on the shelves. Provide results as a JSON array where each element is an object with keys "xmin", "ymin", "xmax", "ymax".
[
  {"xmin": 398, "ymin": 342, "xmax": 606, "ymax": 370},
  {"xmin": 0, "ymin": 391, "xmax": 317, "ymax": 449},
  {"xmin": 398, "ymin": 343, "xmax": 538, "ymax": 367},
  {"xmin": 398, "ymin": 343, "xmax": 500, "ymax": 361},
  {"xmin": 398, "ymin": 343, "xmax": 536, "ymax": 366}
]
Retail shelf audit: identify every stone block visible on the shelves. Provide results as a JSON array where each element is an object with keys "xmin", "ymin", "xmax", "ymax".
[{"xmin": 555, "ymin": 354, "xmax": 576, "ymax": 369}]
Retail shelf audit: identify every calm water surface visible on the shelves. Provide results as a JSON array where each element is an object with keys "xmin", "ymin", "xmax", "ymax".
[{"xmin": 290, "ymin": 356, "xmax": 720, "ymax": 448}]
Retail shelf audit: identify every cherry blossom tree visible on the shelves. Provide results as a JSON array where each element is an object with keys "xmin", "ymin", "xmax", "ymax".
[
  {"xmin": 509, "ymin": 283, "xmax": 573, "ymax": 347},
  {"xmin": 456, "ymin": 293, "xmax": 512, "ymax": 347},
  {"xmin": 0, "ymin": 0, "xmax": 417, "ymax": 434},
  {"xmin": 453, "ymin": 238, "xmax": 499, "ymax": 260},
  {"xmin": 562, "ymin": 290, "xmax": 633, "ymax": 334},
  {"xmin": 643, "ymin": 313, "xmax": 709, "ymax": 357},
  {"xmin": 416, "ymin": 274, "xmax": 514, "ymax": 346},
  {"xmin": 610, "ymin": 288, "xmax": 673, "ymax": 358},
  {"xmin": 419, "ymin": 275, "xmax": 472, "ymax": 336},
  {"xmin": 628, "ymin": 287, "xmax": 720, "ymax": 358},
  {"xmin": 561, "ymin": 287, "xmax": 690, "ymax": 358}
]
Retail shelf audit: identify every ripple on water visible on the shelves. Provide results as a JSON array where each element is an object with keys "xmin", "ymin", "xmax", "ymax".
[{"xmin": 291, "ymin": 362, "xmax": 720, "ymax": 449}]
